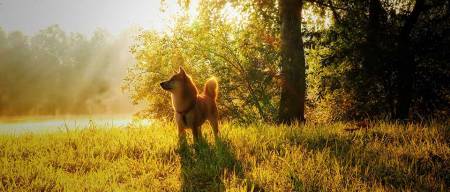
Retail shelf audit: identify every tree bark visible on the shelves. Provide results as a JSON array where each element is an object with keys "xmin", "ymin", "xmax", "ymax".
[
  {"xmin": 395, "ymin": 0, "xmax": 425, "ymax": 120},
  {"xmin": 278, "ymin": 0, "xmax": 306, "ymax": 124},
  {"xmin": 365, "ymin": 0, "xmax": 384, "ymax": 72}
]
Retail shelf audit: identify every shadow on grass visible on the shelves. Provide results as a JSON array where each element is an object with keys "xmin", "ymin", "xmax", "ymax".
[
  {"xmin": 295, "ymin": 133, "xmax": 449, "ymax": 191},
  {"xmin": 177, "ymin": 136, "xmax": 262, "ymax": 192}
]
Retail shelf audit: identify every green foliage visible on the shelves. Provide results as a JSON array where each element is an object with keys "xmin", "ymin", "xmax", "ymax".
[
  {"xmin": 125, "ymin": 1, "xmax": 281, "ymax": 122},
  {"xmin": 306, "ymin": 0, "xmax": 450, "ymax": 121},
  {"xmin": 1, "ymin": 121, "xmax": 448, "ymax": 191},
  {"xmin": 125, "ymin": 0, "xmax": 449, "ymax": 122}
]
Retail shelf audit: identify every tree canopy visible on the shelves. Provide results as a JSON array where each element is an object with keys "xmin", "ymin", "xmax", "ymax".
[{"xmin": 124, "ymin": 0, "xmax": 449, "ymax": 122}]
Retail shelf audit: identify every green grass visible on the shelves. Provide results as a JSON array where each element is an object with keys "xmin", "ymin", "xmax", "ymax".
[{"xmin": 1, "ymin": 121, "xmax": 449, "ymax": 191}]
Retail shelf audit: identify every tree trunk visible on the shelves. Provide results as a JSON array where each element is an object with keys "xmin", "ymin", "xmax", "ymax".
[
  {"xmin": 364, "ymin": 0, "xmax": 384, "ymax": 73},
  {"xmin": 278, "ymin": 0, "xmax": 306, "ymax": 124},
  {"xmin": 395, "ymin": 0, "xmax": 425, "ymax": 120},
  {"xmin": 360, "ymin": 0, "xmax": 391, "ymax": 117}
]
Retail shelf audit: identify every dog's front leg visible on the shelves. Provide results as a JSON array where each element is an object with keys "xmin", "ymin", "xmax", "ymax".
[
  {"xmin": 177, "ymin": 123, "xmax": 187, "ymax": 140},
  {"xmin": 192, "ymin": 126, "xmax": 202, "ymax": 143}
]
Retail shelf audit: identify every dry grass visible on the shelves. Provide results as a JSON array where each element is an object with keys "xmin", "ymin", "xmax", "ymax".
[{"xmin": 0, "ymin": 121, "xmax": 449, "ymax": 191}]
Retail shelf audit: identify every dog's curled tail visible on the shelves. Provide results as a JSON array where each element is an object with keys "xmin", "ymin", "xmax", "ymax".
[{"xmin": 204, "ymin": 77, "xmax": 218, "ymax": 100}]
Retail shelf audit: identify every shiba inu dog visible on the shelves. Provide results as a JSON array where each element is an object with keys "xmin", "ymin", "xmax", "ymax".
[{"xmin": 160, "ymin": 67, "xmax": 219, "ymax": 142}]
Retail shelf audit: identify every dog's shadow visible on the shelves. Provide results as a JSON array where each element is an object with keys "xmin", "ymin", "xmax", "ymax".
[{"xmin": 177, "ymin": 136, "xmax": 255, "ymax": 192}]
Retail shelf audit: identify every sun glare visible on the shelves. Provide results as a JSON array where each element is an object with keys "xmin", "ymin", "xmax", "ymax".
[
  {"xmin": 154, "ymin": 0, "xmax": 200, "ymax": 32},
  {"xmin": 221, "ymin": 3, "xmax": 245, "ymax": 23}
]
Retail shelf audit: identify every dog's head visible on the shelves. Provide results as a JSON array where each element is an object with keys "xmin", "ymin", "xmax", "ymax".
[{"xmin": 160, "ymin": 67, "xmax": 188, "ymax": 93}]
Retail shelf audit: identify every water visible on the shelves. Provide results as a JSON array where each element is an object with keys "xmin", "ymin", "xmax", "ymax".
[{"xmin": 0, "ymin": 116, "xmax": 151, "ymax": 134}]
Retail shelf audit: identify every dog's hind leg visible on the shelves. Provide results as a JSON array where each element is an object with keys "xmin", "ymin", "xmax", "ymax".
[{"xmin": 209, "ymin": 113, "xmax": 219, "ymax": 138}]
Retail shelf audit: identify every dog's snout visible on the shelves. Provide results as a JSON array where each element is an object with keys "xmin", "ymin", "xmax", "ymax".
[{"xmin": 160, "ymin": 81, "xmax": 170, "ymax": 90}]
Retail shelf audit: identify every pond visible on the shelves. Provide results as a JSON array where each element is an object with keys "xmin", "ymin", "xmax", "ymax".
[{"xmin": 0, "ymin": 115, "xmax": 151, "ymax": 134}]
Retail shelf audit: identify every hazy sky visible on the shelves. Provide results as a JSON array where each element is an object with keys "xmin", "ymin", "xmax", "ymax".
[{"xmin": 0, "ymin": 0, "xmax": 196, "ymax": 35}]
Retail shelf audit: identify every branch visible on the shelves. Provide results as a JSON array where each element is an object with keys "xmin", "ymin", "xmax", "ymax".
[
  {"xmin": 306, "ymin": 0, "xmax": 346, "ymax": 24},
  {"xmin": 330, "ymin": 5, "xmax": 342, "ymax": 24},
  {"xmin": 306, "ymin": 0, "xmax": 348, "ymax": 11},
  {"xmin": 399, "ymin": 0, "xmax": 426, "ymax": 40}
]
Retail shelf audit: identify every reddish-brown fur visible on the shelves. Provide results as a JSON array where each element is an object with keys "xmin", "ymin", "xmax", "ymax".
[{"xmin": 160, "ymin": 67, "xmax": 219, "ymax": 142}]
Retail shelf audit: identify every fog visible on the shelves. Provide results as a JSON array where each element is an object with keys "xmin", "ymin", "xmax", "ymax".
[
  {"xmin": 0, "ymin": 0, "xmax": 202, "ymax": 117},
  {"xmin": 0, "ymin": 25, "xmax": 139, "ymax": 116}
]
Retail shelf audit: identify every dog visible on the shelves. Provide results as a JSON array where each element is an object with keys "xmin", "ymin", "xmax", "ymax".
[{"xmin": 160, "ymin": 67, "xmax": 219, "ymax": 142}]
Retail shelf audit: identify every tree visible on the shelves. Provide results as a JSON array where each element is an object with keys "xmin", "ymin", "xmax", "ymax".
[
  {"xmin": 124, "ymin": 0, "xmax": 449, "ymax": 122},
  {"xmin": 0, "ymin": 27, "xmax": 8, "ymax": 114},
  {"xmin": 125, "ymin": 1, "xmax": 282, "ymax": 122},
  {"xmin": 309, "ymin": 0, "xmax": 450, "ymax": 121},
  {"xmin": 394, "ymin": 0, "xmax": 426, "ymax": 120},
  {"xmin": 278, "ymin": 0, "xmax": 306, "ymax": 123}
]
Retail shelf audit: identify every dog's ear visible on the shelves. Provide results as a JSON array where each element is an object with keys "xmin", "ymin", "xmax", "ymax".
[{"xmin": 179, "ymin": 67, "xmax": 186, "ymax": 76}]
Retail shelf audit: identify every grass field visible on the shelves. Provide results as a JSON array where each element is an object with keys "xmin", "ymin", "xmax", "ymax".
[{"xmin": 0, "ymin": 121, "xmax": 449, "ymax": 191}]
